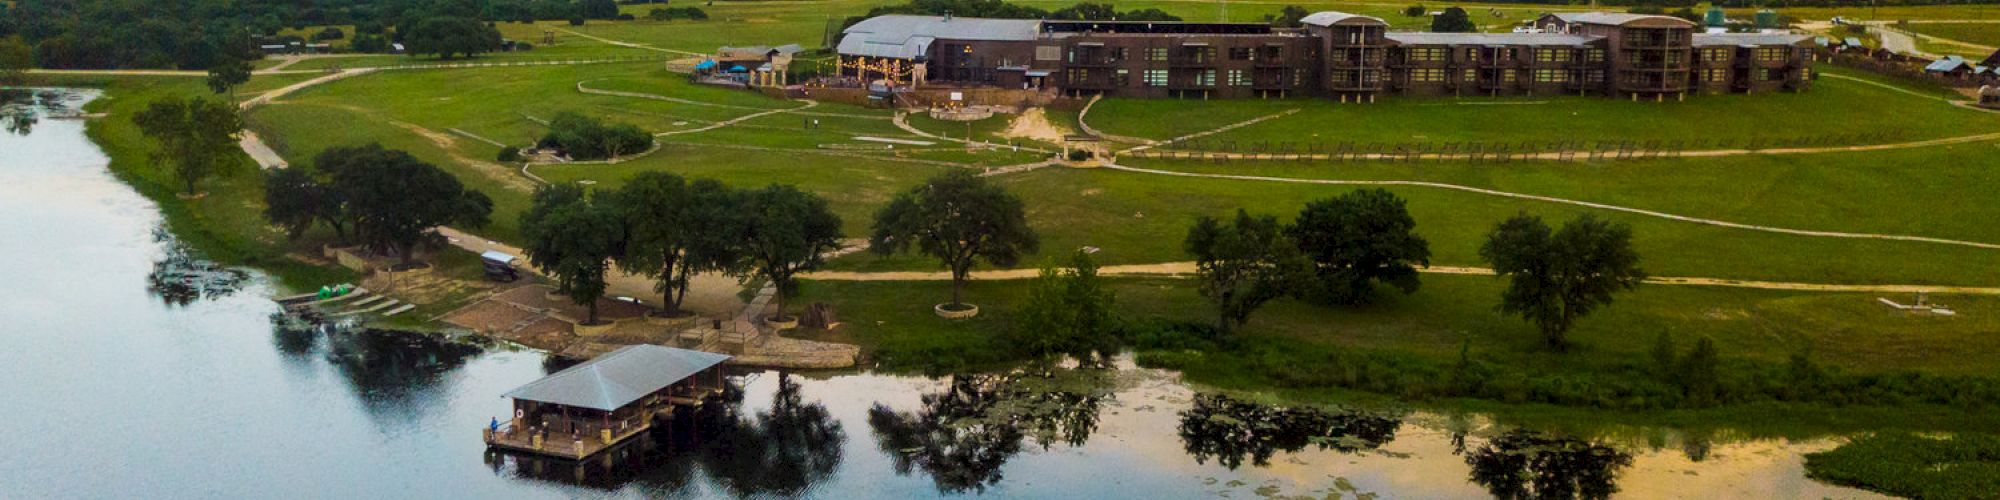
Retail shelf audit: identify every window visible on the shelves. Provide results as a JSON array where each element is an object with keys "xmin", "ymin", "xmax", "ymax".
[
  {"xmin": 1702, "ymin": 48, "xmax": 1729, "ymax": 62},
  {"xmin": 1229, "ymin": 47, "xmax": 1253, "ymax": 60},
  {"xmin": 1583, "ymin": 69, "xmax": 1605, "ymax": 84},
  {"xmin": 1195, "ymin": 69, "xmax": 1217, "ymax": 86},
  {"xmin": 1330, "ymin": 71, "xmax": 1353, "ymax": 85},
  {"xmin": 1409, "ymin": 68, "xmax": 1445, "ymax": 82},
  {"xmin": 1111, "ymin": 47, "xmax": 1128, "ymax": 62},
  {"xmin": 1066, "ymin": 68, "xmax": 1091, "ymax": 84},
  {"xmin": 1703, "ymin": 68, "xmax": 1727, "ymax": 83},
  {"xmin": 1228, "ymin": 69, "xmax": 1250, "ymax": 86},
  {"xmin": 1115, "ymin": 69, "xmax": 1131, "ymax": 86},
  {"xmin": 1760, "ymin": 68, "xmax": 1783, "ymax": 81},
  {"xmin": 1036, "ymin": 45, "xmax": 1061, "ymax": 61},
  {"xmin": 1143, "ymin": 69, "xmax": 1168, "ymax": 86},
  {"xmin": 1262, "ymin": 46, "xmax": 1283, "ymax": 61},
  {"xmin": 1183, "ymin": 46, "xmax": 1216, "ymax": 64},
  {"xmin": 1666, "ymin": 51, "xmax": 1686, "ymax": 66},
  {"xmin": 1756, "ymin": 47, "xmax": 1787, "ymax": 62},
  {"xmin": 1464, "ymin": 47, "xmax": 1478, "ymax": 61},
  {"xmin": 1502, "ymin": 69, "xmax": 1517, "ymax": 82},
  {"xmin": 1407, "ymin": 47, "xmax": 1445, "ymax": 63},
  {"xmin": 1146, "ymin": 47, "xmax": 1168, "ymax": 62},
  {"xmin": 1533, "ymin": 69, "xmax": 1568, "ymax": 83},
  {"xmin": 1535, "ymin": 49, "xmax": 1572, "ymax": 63},
  {"xmin": 1464, "ymin": 69, "xmax": 1478, "ymax": 82},
  {"xmin": 1583, "ymin": 49, "xmax": 1605, "ymax": 63}
]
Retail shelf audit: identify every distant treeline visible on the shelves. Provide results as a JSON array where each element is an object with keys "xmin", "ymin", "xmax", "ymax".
[
  {"xmin": 0, "ymin": 0, "xmax": 636, "ymax": 70},
  {"xmin": 842, "ymin": 0, "xmax": 1183, "ymax": 30}
]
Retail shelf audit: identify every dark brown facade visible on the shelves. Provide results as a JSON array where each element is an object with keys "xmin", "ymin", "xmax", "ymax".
[{"xmin": 835, "ymin": 12, "xmax": 1812, "ymax": 101}]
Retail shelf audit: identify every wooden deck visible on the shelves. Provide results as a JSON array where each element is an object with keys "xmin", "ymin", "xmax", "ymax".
[{"xmin": 483, "ymin": 386, "xmax": 724, "ymax": 461}]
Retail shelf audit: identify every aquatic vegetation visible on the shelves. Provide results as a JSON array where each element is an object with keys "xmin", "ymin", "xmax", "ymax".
[{"xmin": 1806, "ymin": 432, "xmax": 2000, "ymax": 499}]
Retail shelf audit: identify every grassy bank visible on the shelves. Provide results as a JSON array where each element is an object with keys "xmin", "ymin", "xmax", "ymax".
[{"xmin": 1806, "ymin": 432, "xmax": 2000, "ymax": 499}]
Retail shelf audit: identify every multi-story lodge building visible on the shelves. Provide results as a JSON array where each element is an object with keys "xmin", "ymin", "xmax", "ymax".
[{"xmin": 833, "ymin": 11, "xmax": 1813, "ymax": 101}]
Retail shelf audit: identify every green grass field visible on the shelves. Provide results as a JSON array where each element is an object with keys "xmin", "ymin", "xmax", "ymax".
[
  {"xmin": 1903, "ymin": 22, "xmax": 2000, "ymax": 47},
  {"xmin": 68, "ymin": 3, "xmax": 2000, "ymax": 437}
]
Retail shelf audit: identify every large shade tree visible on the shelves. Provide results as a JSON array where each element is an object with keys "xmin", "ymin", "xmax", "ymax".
[
  {"xmin": 520, "ymin": 186, "xmax": 624, "ymax": 324},
  {"xmin": 1185, "ymin": 209, "xmax": 1307, "ymax": 333},
  {"xmin": 612, "ymin": 172, "xmax": 742, "ymax": 316},
  {"xmin": 1479, "ymin": 213, "xmax": 1645, "ymax": 349},
  {"xmin": 262, "ymin": 167, "xmax": 348, "ymax": 241},
  {"xmin": 739, "ymin": 185, "xmax": 843, "ymax": 322},
  {"xmin": 403, "ymin": 16, "xmax": 501, "ymax": 59},
  {"xmin": 322, "ymin": 144, "xmax": 493, "ymax": 266},
  {"xmin": 1286, "ymin": 189, "xmax": 1431, "ymax": 305},
  {"xmin": 869, "ymin": 170, "xmax": 1039, "ymax": 309},
  {"xmin": 132, "ymin": 96, "xmax": 242, "ymax": 196}
]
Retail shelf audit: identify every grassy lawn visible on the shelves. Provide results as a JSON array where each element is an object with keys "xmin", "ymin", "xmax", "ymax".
[
  {"xmin": 1084, "ymin": 67, "xmax": 2000, "ymax": 145},
  {"xmin": 1903, "ymin": 22, "xmax": 2000, "ymax": 47},
  {"xmin": 798, "ymin": 272, "xmax": 2000, "ymax": 377}
]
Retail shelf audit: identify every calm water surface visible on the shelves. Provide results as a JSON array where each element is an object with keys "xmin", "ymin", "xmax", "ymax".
[{"xmin": 0, "ymin": 90, "xmax": 1885, "ymax": 498}]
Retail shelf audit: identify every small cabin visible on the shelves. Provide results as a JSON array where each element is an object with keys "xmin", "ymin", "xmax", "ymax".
[{"xmin": 484, "ymin": 345, "xmax": 730, "ymax": 460}]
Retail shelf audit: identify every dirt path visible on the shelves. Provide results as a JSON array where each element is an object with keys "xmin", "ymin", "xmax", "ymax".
[
  {"xmin": 552, "ymin": 28, "xmax": 706, "ymax": 57},
  {"xmin": 240, "ymin": 68, "xmax": 375, "ymax": 109},
  {"xmin": 656, "ymin": 100, "xmax": 818, "ymax": 137},
  {"xmin": 387, "ymin": 119, "xmax": 539, "ymax": 192},
  {"xmin": 436, "ymin": 227, "xmax": 748, "ymax": 316},
  {"xmin": 806, "ymin": 262, "xmax": 2000, "ymax": 294},
  {"xmin": 1097, "ymin": 161, "xmax": 2000, "ymax": 251},
  {"xmin": 1121, "ymin": 108, "xmax": 1301, "ymax": 154}
]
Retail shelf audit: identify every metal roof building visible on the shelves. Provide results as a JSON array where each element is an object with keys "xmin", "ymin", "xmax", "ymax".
[
  {"xmin": 837, "ymin": 15, "xmax": 1041, "ymax": 59},
  {"xmin": 503, "ymin": 344, "xmax": 730, "ymax": 411}
]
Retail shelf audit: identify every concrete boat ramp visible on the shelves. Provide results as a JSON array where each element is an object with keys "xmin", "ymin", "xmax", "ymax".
[{"xmin": 275, "ymin": 286, "xmax": 417, "ymax": 319}]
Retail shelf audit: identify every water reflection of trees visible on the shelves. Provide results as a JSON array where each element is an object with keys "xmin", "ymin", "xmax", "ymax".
[
  {"xmin": 322, "ymin": 329, "xmax": 482, "ymax": 416},
  {"xmin": 1176, "ymin": 393, "xmax": 1402, "ymax": 470},
  {"xmin": 145, "ymin": 231, "xmax": 247, "ymax": 306},
  {"xmin": 867, "ymin": 367, "xmax": 1114, "ymax": 494},
  {"xmin": 2, "ymin": 89, "xmax": 37, "ymax": 135},
  {"xmin": 1460, "ymin": 429, "xmax": 1635, "ymax": 500}
]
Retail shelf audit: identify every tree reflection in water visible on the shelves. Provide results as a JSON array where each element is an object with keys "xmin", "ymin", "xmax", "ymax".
[
  {"xmin": 2, "ymin": 89, "xmax": 37, "ymax": 135},
  {"xmin": 490, "ymin": 372, "xmax": 847, "ymax": 496},
  {"xmin": 144, "ymin": 231, "xmax": 248, "ymax": 306},
  {"xmin": 868, "ymin": 367, "xmax": 1113, "ymax": 494},
  {"xmin": 697, "ymin": 373, "xmax": 845, "ymax": 497},
  {"xmin": 1176, "ymin": 393, "xmax": 1402, "ymax": 470},
  {"xmin": 1460, "ymin": 429, "xmax": 1635, "ymax": 500},
  {"xmin": 321, "ymin": 329, "xmax": 482, "ymax": 412}
]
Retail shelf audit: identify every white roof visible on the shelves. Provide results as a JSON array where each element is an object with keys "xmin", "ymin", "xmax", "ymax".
[
  {"xmin": 838, "ymin": 15, "xmax": 1043, "ymax": 59},
  {"xmin": 1300, "ymin": 11, "xmax": 1386, "ymax": 27},
  {"xmin": 502, "ymin": 345, "xmax": 730, "ymax": 411}
]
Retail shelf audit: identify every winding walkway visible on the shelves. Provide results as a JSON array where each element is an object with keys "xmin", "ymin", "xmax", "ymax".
[{"xmin": 1097, "ymin": 161, "xmax": 2000, "ymax": 251}]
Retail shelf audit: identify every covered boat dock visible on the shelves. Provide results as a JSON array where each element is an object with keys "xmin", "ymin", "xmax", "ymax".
[{"xmin": 483, "ymin": 345, "xmax": 730, "ymax": 460}]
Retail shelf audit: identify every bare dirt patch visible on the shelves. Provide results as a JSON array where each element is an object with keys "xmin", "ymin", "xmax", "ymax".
[
  {"xmin": 387, "ymin": 120, "xmax": 538, "ymax": 192},
  {"xmin": 1000, "ymin": 107, "xmax": 1072, "ymax": 144}
]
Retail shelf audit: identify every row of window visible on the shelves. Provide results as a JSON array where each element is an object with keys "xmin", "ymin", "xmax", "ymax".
[
  {"xmin": 1066, "ymin": 68, "xmax": 1299, "ymax": 87},
  {"xmin": 1403, "ymin": 47, "xmax": 1607, "ymax": 63}
]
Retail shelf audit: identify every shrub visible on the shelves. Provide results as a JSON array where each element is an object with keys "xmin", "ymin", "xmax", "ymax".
[
  {"xmin": 567, "ymin": 16, "xmax": 586, "ymax": 26},
  {"xmin": 616, "ymin": 13, "xmax": 635, "ymax": 20},
  {"xmin": 313, "ymin": 26, "xmax": 345, "ymax": 41},
  {"xmin": 497, "ymin": 146, "xmax": 521, "ymax": 163},
  {"xmin": 540, "ymin": 111, "xmax": 653, "ymax": 161},
  {"xmin": 1065, "ymin": 149, "xmax": 1093, "ymax": 161},
  {"xmin": 1402, "ymin": 4, "xmax": 1426, "ymax": 17}
]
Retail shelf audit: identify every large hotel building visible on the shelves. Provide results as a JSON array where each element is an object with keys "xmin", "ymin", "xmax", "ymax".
[{"xmin": 835, "ymin": 11, "xmax": 1814, "ymax": 101}]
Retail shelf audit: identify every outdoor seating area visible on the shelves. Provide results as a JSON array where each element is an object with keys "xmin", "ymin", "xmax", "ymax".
[{"xmin": 483, "ymin": 345, "xmax": 731, "ymax": 460}]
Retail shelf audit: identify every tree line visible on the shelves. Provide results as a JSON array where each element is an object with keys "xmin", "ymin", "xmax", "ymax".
[{"xmin": 0, "ymin": 0, "xmax": 613, "ymax": 70}]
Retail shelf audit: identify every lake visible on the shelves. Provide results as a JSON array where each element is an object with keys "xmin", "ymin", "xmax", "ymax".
[{"xmin": 0, "ymin": 89, "xmax": 1884, "ymax": 498}]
